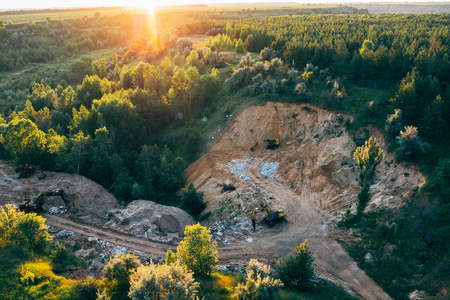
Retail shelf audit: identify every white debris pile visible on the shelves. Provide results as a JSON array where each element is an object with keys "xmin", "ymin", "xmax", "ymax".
[
  {"xmin": 97, "ymin": 240, "xmax": 110, "ymax": 248},
  {"xmin": 112, "ymin": 246, "xmax": 127, "ymax": 256},
  {"xmin": 218, "ymin": 265, "xmax": 230, "ymax": 271},
  {"xmin": 228, "ymin": 160, "xmax": 253, "ymax": 181},
  {"xmin": 260, "ymin": 162, "xmax": 280, "ymax": 179},
  {"xmin": 211, "ymin": 216, "xmax": 253, "ymax": 246},
  {"xmin": 49, "ymin": 206, "xmax": 67, "ymax": 214},
  {"xmin": 228, "ymin": 160, "xmax": 247, "ymax": 174},
  {"xmin": 49, "ymin": 206, "xmax": 59, "ymax": 214},
  {"xmin": 55, "ymin": 229, "xmax": 75, "ymax": 238},
  {"xmin": 239, "ymin": 174, "xmax": 252, "ymax": 181}
]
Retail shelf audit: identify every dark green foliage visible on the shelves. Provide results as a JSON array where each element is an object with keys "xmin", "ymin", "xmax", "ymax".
[
  {"xmin": 51, "ymin": 242, "xmax": 69, "ymax": 269},
  {"xmin": 394, "ymin": 126, "xmax": 428, "ymax": 162},
  {"xmin": 181, "ymin": 183, "xmax": 206, "ymax": 218},
  {"xmin": 276, "ymin": 240, "xmax": 314, "ymax": 292}
]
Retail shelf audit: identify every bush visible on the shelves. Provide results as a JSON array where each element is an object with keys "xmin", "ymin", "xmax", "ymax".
[
  {"xmin": 275, "ymin": 240, "xmax": 314, "ymax": 292},
  {"xmin": 177, "ymin": 223, "xmax": 218, "ymax": 277},
  {"xmin": 234, "ymin": 259, "xmax": 283, "ymax": 300},
  {"xmin": 128, "ymin": 262, "xmax": 199, "ymax": 300},
  {"xmin": 103, "ymin": 253, "xmax": 140, "ymax": 300},
  {"xmin": 394, "ymin": 125, "xmax": 429, "ymax": 162},
  {"xmin": 180, "ymin": 183, "xmax": 206, "ymax": 218}
]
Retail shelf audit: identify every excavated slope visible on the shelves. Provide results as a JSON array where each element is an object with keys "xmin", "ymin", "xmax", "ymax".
[{"xmin": 186, "ymin": 102, "xmax": 425, "ymax": 299}]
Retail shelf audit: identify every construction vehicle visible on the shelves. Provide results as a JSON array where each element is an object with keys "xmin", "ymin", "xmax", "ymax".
[
  {"xmin": 15, "ymin": 164, "xmax": 46, "ymax": 180},
  {"xmin": 253, "ymin": 206, "xmax": 287, "ymax": 228},
  {"xmin": 250, "ymin": 139, "xmax": 280, "ymax": 151},
  {"xmin": 19, "ymin": 189, "xmax": 69, "ymax": 213}
]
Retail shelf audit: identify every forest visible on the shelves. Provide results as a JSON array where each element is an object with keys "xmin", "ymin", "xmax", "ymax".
[{"xmin": 0, "ymin": 4, "xmax": 449, "ymax": 300}]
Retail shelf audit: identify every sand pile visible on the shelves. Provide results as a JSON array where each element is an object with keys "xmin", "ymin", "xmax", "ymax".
[
  {"xmin": 105, "ymin": 200, "xmax": 195, "ymax": 244},
  {"xmin": 0, "ymin": 163, "xmax": 118, "ymax": 218}
]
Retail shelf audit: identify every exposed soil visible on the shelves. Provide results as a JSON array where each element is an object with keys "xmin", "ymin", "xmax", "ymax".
[
  {"xmin": 0, "ymin": 102, "xmax": 426, "ymax": 300},
  {"xmin": 186, "ymin": 102, "xmax": 425, "ymax": 299}
]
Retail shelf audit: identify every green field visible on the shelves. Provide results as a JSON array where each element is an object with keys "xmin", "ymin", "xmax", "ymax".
[{"xmin": 0, "ymin": 7, "xmax": 137, "ymax": 24}]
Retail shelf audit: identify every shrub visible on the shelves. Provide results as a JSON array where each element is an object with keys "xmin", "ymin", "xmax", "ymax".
[
  {"xmin": 394, "ymin": 125, "xmax": 428, "ymax": 162},
  {"xmin": 177, "ymin": 223, "xmax": 218, "ymax": 277},
  {"xmin": 180, "ymin": 183, "xmax": 206, "ymax": 218},
  {"xmin": 128, "ymin": 262, "xmax": 199, "ymax": 300},
  {"xmin": 275, "ymin": 240, "xmax": 314, "ymax": 292},
  {"xmin": 234, "ymin": 259, "xmax": 283, "ymax": 300},
  {"xmin": 103, "ymin": 253, "xmax": 140, "ymax": 300}
]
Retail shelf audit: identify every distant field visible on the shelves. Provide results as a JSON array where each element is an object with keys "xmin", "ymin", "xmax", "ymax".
[
  {"xmin": 0, "ymin": 7, "xmax": 137, "ymax": 24},
  {"xmin": 352, "ymin": 2, "xmax": 450, "ymax": 14}
]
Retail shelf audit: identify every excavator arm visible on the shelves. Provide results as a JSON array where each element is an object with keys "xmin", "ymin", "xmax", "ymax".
[{"xmin": 19, "ymin": 189, "xmax": 69, "ymax": 212}]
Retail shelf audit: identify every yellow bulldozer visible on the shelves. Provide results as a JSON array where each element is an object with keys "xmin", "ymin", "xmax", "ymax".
[
  {"xmin": 252, "ymin": 206, "xmax": 286, "ymax": 228},
  {"xmin": 250, "ymin": 139, "xmax": 280, "ymax": 151}
]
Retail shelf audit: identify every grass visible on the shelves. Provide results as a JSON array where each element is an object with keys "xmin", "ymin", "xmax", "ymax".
[
  {"xmin": 0, "ymin": 7, "xmax": 134, "ymax": 24},
  {"xmin": 197, "ymin": 272, "xmax": 244, "ymax": 300}
]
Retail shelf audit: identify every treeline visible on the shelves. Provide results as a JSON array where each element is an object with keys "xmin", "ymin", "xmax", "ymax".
[
  {"xmin": 183, "ymin": 14, "xmax": 449, "ymax": 84},
  {"xmin": 0, "ymin": 13, "xmax": 151, "ymax": 72}
]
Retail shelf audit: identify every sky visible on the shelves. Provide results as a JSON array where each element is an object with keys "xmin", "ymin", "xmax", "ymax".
[{"xmin": 0, "ymin": 0, "xmax": 446, "ymax": 11}]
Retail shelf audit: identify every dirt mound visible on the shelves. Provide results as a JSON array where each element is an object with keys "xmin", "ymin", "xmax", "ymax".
[
  {"xmin": 0, "ymin": 162, "xmax": 117, "ymax": 218},
  {"xmin": 186, "ymin": 102, "xmax": 424, "ymax": 299},
  {"xmin": 105, "ymin": 200, "xmax": 195, "ymax": 244}
]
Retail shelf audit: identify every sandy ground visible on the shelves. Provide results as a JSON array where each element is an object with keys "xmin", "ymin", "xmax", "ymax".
[
  {"xmin": 0, "ymin": 102, "xmax": 426, "ymax": 300},
  {"xmin": 185, "ymin": 102, "xmax": 425, "ymax": 299}
]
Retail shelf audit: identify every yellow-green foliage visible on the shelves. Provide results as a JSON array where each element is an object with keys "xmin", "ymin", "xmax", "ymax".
[
  {"xmin": 129, "ymin": 262, "xmax": 199, "ymax": 300},
  {"xmin": 353, "ymin": 137, "xmax": 383, "ymax": 182},
  {"xmin": 234, "ymin": 259, "xmax": 283, "ymax": 300},
  {"xmin": 20, "ymin": 260, "xmax": 77, "ymax": 299},
  {"xmin": 177, "ymin": 223, "xmax": 218, "ymax": 277},
  {"xmin": 0, "ymin": 205, "xmax": 51, "ymax": 252},
  {"xmin": 198, "ymin": 272, "xmax": 243, "ymax": 300}
]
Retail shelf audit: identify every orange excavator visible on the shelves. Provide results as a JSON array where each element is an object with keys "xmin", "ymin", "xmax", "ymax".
[
  {"xmin": 15, "ymin": 164, "xmax": 46, "ymax": 180},
  {"xmin": 250, "ymin": 139, "xmax": 280, "ymax": 151},
  {"xmin": 19, "ymin": 189, "xmax": 69, "ymax": 213}
]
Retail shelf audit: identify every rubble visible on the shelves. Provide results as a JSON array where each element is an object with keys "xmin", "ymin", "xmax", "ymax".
[{"xmin": 260, "ymin": 162, "xmax": 280, "ymax": 179}]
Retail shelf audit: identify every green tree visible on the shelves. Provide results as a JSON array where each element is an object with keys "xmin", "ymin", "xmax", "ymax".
[
  {"xmin": 51, "ymin": 242, "xmax": 69, "ymax": 269},
  {"xmin": 394, "ymin": 125, "xmax": 428, "ymax": 162},
  {"xmin": 1, "ymin": 118, "xmax": 46, "ymax": 163},
  {"xmin": 180, "ymin": 183, "xmax": 206, "ymax": 218},
  {"xmin": 88, "ymin": 127, "xmax": 112, "ymax": 186},
  {"xmin": 353, "ymin": 137, "xmax": 383, "ymax": 216},
  {"xmin": 13, "ymin": 212, "xmax": 52, "ymax": 253},
  {"xmin": 92, "ymin": 58, "xmax": 107, "ymax": 79},
  {"xmin": 103, "ymin": 253, "xmax": 140, "ymax": 300},
  {"xmin": 234, "ymin": 259, "xmax": 283, "ymax": 300},
  {"xmin": 128, "ymin": 262, "xmax": 199, "ymax": 300},
  {"xmin": 275, "ymin": 239, "xmax": 314, "ymax": 291},
  {"xmin": 0, "ymin": 204, "xmax": 25, "ymax": 246},
  {"xmin": 165, "ymin": 249, "xmax": 177, "ymax": 265},
  {"xmin": 177, "ymin": 223, "xmax": 218, "ymax": 277},
  {"xmin": 385, "ymin": 109, "xmax": 404, "ymax": 136}
]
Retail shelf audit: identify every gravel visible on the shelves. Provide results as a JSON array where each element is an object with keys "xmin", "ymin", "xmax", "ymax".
[
  {"xmin": 260, "ymin": 162, "xmax": 281, "ymax": 178},
  {"xmin": 228, "ymin": 160, "xmax": 247, "ymax": 174},
  {"xmin": 55, "ymin": 229, "xmax": 75, "ymax": 238}
]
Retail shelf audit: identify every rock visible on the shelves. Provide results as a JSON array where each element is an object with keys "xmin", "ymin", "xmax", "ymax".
[
  {"xmin": 408, "ymin": 290, "xmax": 426, "ymax": 300},
  {"xmin": 75, "ymin": 248, "xmax": 96, "ymax": 259},
  {"xmin": 106, "ymin": 200, "xmax": 195, "ymax": 241},
  {"xmin": 364, "ymin": 252, "xmax": 373, "ymax": 263}
]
